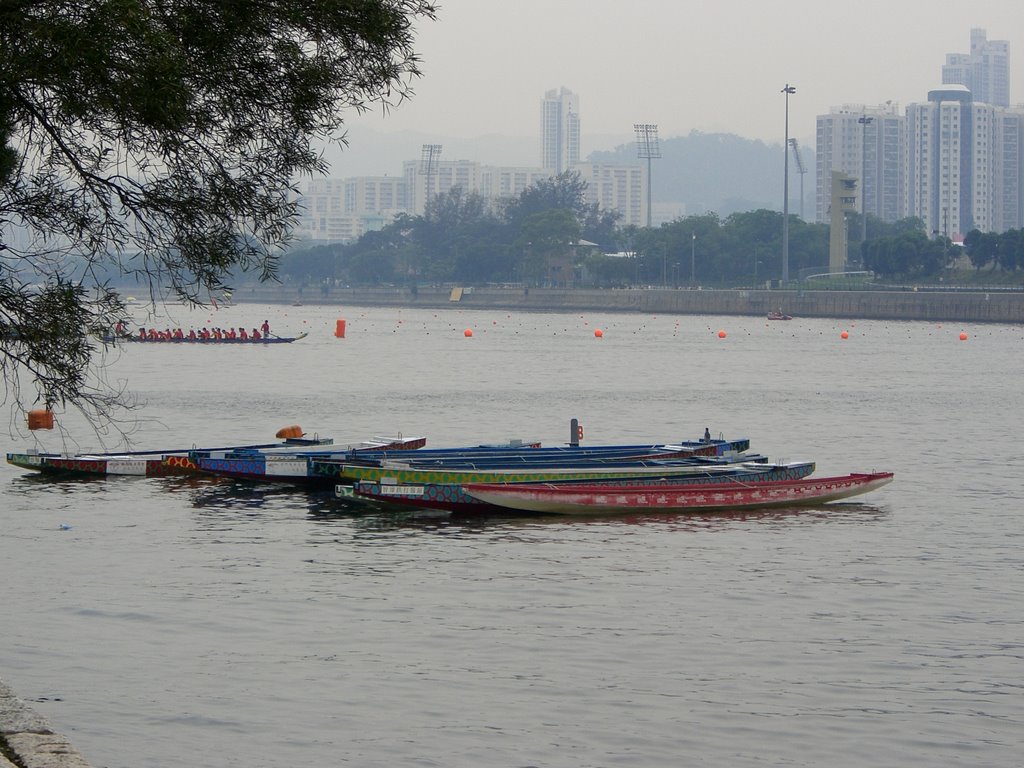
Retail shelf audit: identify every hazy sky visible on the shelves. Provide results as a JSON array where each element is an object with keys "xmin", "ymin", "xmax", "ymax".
[{"xmin": 345, "ymin": 0, "xmax": 1022, "ymax": 151}]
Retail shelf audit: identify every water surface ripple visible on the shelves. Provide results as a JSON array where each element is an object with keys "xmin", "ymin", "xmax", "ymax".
[{"xmin": 3, "ymin": 306, "xmax": 1023, "ymax": 767}]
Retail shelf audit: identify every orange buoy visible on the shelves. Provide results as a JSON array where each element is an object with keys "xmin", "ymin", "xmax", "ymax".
[
  {"xmin": 464, "ymin": 328, "xmax": 473, "ymax": 337},
  {"xmin": 717, "ymin": 330, "xmax": 727, "ymax": 339},
  {"xmin": 594, "ymin": 328, "xmax": 603, "ymax": 338},
  {"xmin": 334, "ymin": 319, "xmax": 346, "ymax": 338},
  {"xmin": 27, "ymin": 409, "xmax": 54, "ymax": 430},
  {"xmin": 841, "ymin": 331, "xmax": 849, "ymax": 339},
  {"xmin": 275, "ymin": 425, "xmax": 304, "ymax": 439},
  {"xmin": 959, "ymin": 332, "xmax": 968, "ymax": 341}
]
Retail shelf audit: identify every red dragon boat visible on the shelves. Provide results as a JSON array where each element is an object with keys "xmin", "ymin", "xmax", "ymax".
[{"xmin": 462, "ymin": 472, "xmax": 894, "ymax": 515}]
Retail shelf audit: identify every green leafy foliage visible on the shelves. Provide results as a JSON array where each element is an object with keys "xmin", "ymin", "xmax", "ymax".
[
  {"xmin": 1, "ymin": 0, "xmax": 436, "ymax": 424},
  {"xmin": 962, "ymin": 228, "xmax": 1024, "ymax": 272}
]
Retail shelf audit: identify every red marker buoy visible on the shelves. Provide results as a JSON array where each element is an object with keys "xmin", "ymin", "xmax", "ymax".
[
  {"xmin": 959, "ymin": 332, "xmax": 968, "ymax": 341},
  {"xmin": 464, "ymin": 328, "xmax": 473, "ymax": 337},
  {"xmin": 717, "ymin": 330, "xmax": 727, "ymax": 339},
  {"xmin": 594, "ymin": 328, "xmax": 603, "ymax": 338},
  {"xmin": 841, "ymin": 330, "xmax": 849, "ymax": 339}
]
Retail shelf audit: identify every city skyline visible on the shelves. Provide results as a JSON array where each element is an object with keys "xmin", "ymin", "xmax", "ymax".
[{"xmin": 341, "ymin": 0, "xmax": 1022, "ymax": 155}]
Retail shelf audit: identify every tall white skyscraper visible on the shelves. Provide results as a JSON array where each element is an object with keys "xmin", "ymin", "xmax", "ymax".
[
  {"xmin": 905, "ymin": 87, "xmax": 972, "ymax": 238},
  {"xmin": 942, "ymin": 28, "xmax": 1010, "ymax": 107},
  {"xmin": 540, "ymin": 87, "xmax": 580, "ymax": 174}
]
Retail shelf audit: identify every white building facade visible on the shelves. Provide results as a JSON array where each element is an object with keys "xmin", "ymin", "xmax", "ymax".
[
  {"xmin": 942, "ymin": 28, "xmax": 1010, "ymax": 108},
  {"xmin": 815, "ymin": 89, "xmax": 1024, "ymax": 240},
  {"xmin": 402, "ymin": 158, "xmax": 482, "ymax": 216},
  {"xmin": 573, "ymin": 162, "xmax": 646, "ymax": 228},
  {"xmin": 815, "ymin": 103, "xmax": 905, "ymax": 226},
  {"xmin": 296, "ymin": 177, "xmax": 407, "ymax": 243},
  {"xmin": 540, "ymin": 87, "xmax": 580, "ymax": 174}
]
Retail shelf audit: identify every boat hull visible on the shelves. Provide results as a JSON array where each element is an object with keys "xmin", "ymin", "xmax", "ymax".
[
  {"xmin": 104, "ymin": 332, "xmax": 309, "ymax": 344},
  {"xmin": 329, "ymin": 453, "xmax": 765, "ymax": 486},
  {"xmin": 5, "ymin": 436, "xmax": 334, "ymax": 477},
  {"xmin": 351, "ymin": 461, "xmax": 817, "ymax": 514},
  {"xmin": 194, "ymin": 436, "xmax": 427, "ymax": 484},
  {"xmin": 463, "ymin": 472, "xmax": 894, "ymax": 515}
]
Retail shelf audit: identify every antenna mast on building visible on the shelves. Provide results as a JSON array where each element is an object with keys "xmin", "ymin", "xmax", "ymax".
[
  {"xmin": 419, "ymin": 144, "xmax": 443, "ymax": 213},
  {"xmin": 788, "ymin": 138, "xmax": 806, "ymax": 220},
  {"xmin": 633, "ymin": 124, "xmax": 660, "ymax": 228}
]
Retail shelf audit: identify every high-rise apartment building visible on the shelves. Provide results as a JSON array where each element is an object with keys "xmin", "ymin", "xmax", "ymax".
[
  {"xmin": 942, "ymin": 28, "xmax": 1010, "ymax": 107},
  {"xmin": 296, "ymin": 86, "xmax": 644, "ymax": 243},
  {"xmin": 905, "ymin": 86, "xmax": 976, "ymax": 238},
  {"xmin": 815, "ymin": 103, "xmax": 905, "ymax": 226},
  {"xmin": 991, "ymin": 109, "xmax": 1024, "ymax": 231},
  {"xmin": 296, "ymin": 177, "xmax": 407, "ymax": 243},
  {"xmin": 478, "ymin": 166, "xmax": 553, "ymax": 200},
  {"xmin": 540, "ymin": 87, "xmax": 580, "ymax": 174},
  {"xmin": 815, "ymin": 28, "xmax": 1021, "ymax": 242},
  {"xmin": 573, "ymin": 163, "xmax": 646, "ymax": 228},
  {"xmin": 903, "ymin": 87, "xmax": 1024, "ymax": 237},
  {"xmin": 402, "ymin": 158, "xmax": 481, "ymax": 216}
]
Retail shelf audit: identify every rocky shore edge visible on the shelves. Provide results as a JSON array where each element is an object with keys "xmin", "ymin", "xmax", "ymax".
[{"xmin": 0, "ymin": 680, "xmax": 92, "ymax": 768}]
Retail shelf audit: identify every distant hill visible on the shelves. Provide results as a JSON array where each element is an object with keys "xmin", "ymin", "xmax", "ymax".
[
  {"xmin": 588, "ymin": 130, "xmax": 815, "ymax": 219},
  {"xmin": 318, "ymin": 127, "xmax": 816, "ymax": 219}
]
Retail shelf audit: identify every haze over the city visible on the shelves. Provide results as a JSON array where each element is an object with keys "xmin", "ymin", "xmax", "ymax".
[{"xmin": 331, "ymin": 0, "xmax": 1021, "ymax": 174}]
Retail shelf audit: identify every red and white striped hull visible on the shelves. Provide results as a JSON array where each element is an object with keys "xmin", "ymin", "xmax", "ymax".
[{"xmin": 463, "ymin": 472, "xmax": 894, "ymax": 515}]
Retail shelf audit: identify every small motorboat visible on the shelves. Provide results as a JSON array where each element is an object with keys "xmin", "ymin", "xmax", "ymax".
[{"xmin": 767, "ymin": 311, "xmax": 793, "ymax": 321}]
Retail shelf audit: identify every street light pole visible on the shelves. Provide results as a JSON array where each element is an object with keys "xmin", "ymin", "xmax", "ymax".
[
  {"xmin": 781, "ymin": 84, "xmax": 795, "ymax": 285},
  {"xmin": 858, "ymin": 114, "xmax": 874, "ymax": 247},
  {"xmin": 690, "ymin": 232, "xmax": 696, "ymax": 284}
]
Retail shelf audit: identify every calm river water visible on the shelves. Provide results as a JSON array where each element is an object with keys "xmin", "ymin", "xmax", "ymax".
[{"xmin": 2, "ymin": 303, "xmax": 1023, "ymax": 768}]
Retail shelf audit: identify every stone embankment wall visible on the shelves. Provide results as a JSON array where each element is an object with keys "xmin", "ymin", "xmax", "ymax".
[
  {"xmin": 239, "ymin": 285, "xmax": 1024, "ymax": 324},
  {"xmin": 0, "ymin": 679, "xmax": 92, "ymax": 767}
]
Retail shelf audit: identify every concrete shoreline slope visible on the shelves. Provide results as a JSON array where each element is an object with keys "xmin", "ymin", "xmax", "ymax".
[
  {"xmin": 0, "ymin": 680, "xmax": 92, "ymax": 768},
  {"xmin": 235, "ymin": 285, "xmax": 1024, "ymax": 324}
]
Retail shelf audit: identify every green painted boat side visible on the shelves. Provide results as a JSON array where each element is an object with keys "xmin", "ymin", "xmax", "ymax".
[{"xmin": 326, "ymin": 462, "xmax": 759, "ymax": 485}]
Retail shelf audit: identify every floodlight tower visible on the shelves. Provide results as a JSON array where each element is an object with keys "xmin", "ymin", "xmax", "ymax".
[
  {"xmin": 781, "ymin": 84, "xmax": 796, "ymax": 284},
  {"xmin": 419, "ymin": 144, "xmax": 443, "ymax": 213},
  {"xmin": 788, "ymin": 138, "xmax": 806, "ymax": 221},
  {"xmin": 633, "ymin": 124, "xmax": 660, "ymax": 228}
]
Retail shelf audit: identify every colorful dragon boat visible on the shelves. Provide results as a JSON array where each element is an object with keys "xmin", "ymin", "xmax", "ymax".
[
  {"xmin": 347, "ymin": 460, "xmax": 818, "ymax": 514},
  {"xmin": 6, "ymin": 430, "xmax": 333, "ymax": 477},
  {"xmin": 462, "ymin": 472, "xmax": 894, "ymax": 515}
]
